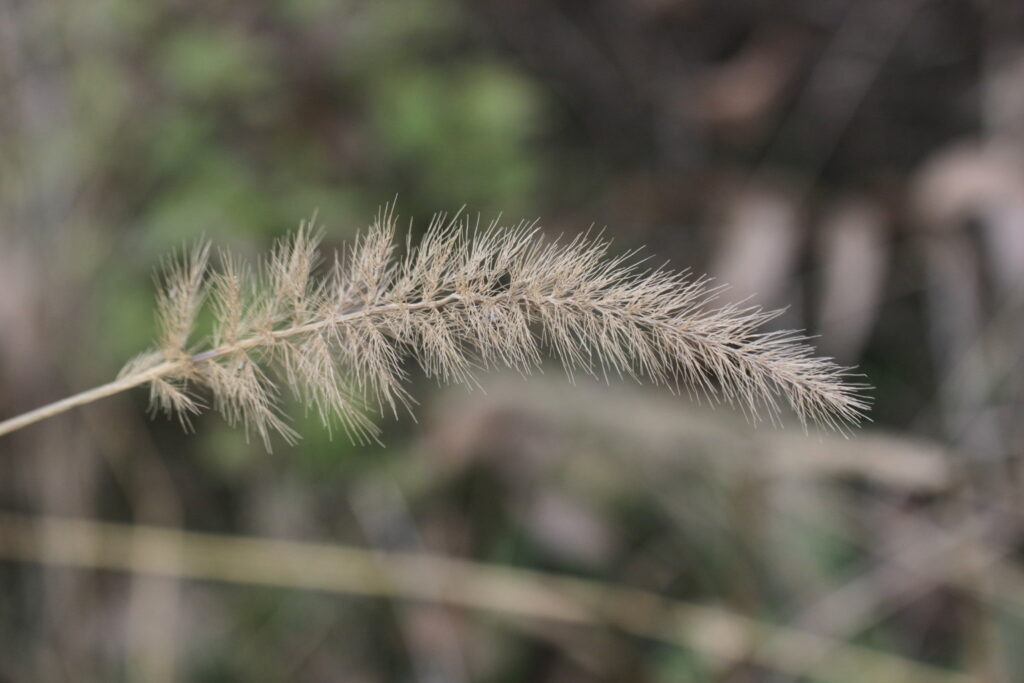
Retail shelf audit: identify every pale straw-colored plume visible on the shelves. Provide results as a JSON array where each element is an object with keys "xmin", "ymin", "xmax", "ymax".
[{"xmin": 0, "ymin": 208, "xmax": 868, "ymax": 447}]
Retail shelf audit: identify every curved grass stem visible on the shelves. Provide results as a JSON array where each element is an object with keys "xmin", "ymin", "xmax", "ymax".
[
  {"xmin": 0, "ymin": 361, "xmax": 179, "ymax": 437},
  {"xmin": 0, "ymin": 294, "xmax": 464, "ymax": 438}
]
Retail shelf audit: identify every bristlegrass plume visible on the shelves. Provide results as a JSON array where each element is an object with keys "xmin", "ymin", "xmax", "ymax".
[{"xmin": 0, "ymin": 208, "xmax": 868, "ymax": 447}]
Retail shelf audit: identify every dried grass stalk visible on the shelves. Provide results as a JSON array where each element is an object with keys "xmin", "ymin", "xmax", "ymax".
[{"xmin": 0, "ymin": 209, "xmax": 868, "ymax": 446}]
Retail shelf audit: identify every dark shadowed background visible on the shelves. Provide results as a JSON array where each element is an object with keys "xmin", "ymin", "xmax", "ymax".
[{"xmin": 1, "ymin": 1, "xmax": 1023, "ymax": 681}]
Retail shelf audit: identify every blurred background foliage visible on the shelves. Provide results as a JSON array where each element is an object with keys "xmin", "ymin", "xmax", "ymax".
[{"xmin": 1, "ymin": 0, "xmax": 1023, "ymax": 681}]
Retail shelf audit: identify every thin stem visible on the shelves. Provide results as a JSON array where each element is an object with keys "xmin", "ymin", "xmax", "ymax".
[
  {"xmin": 0, "ymin": 295, "xmax": 467, "ymax": 439},
  {"xmin": 0, "ymin": 361, "xmax": 180, "ymax": 437},
  {"xmin": 193, "ymin": 293, "xmax": 466, "ymax": 363}
]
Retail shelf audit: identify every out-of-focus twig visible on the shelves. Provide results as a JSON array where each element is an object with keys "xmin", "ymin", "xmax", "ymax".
[
  {"xmin": 755, "ymin": 0, "xmax": 925, "ymax": 202},
  {"xmin": 0, "ymin": 513, "xmax": 972, "ymax": 683},
  {"xmin": 428, "ymin": 377, "xmax": 952, "ymax": 493}
]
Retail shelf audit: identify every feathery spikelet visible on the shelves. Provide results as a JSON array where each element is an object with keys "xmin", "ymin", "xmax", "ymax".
[{"xmin": 129, "ymin": 209, "xmax": 869, "ymax": 448}]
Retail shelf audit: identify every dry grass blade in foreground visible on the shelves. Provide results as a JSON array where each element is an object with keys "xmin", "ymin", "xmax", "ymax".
[
  {"xmin": 0, "ymin": 513, "xmax": 966, "ymax": 683},
  {"xmin": 0, "ymin": 209, "xmax": 868, "ymax": 446}
]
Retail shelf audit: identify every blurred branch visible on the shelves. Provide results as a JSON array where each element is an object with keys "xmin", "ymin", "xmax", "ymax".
[
  {"xmin": 428, "ymin": 378, "xmax": 954, "ymax": 493},
  {"xmin": 0, "ymin": 512, "xmax": 972, "ymax": 683},
  {"xmin": 756, "ymin": 0, "xmax": 924, "ymax": 201},
  {"xmin": 776, "ymin": 513, "xmax": 1002, "ymax": 679}
]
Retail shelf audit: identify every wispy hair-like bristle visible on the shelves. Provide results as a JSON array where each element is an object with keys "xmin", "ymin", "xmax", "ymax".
[{"xmin": 128, "ymin": 209, "xmax": 869, "ymax": 448}]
